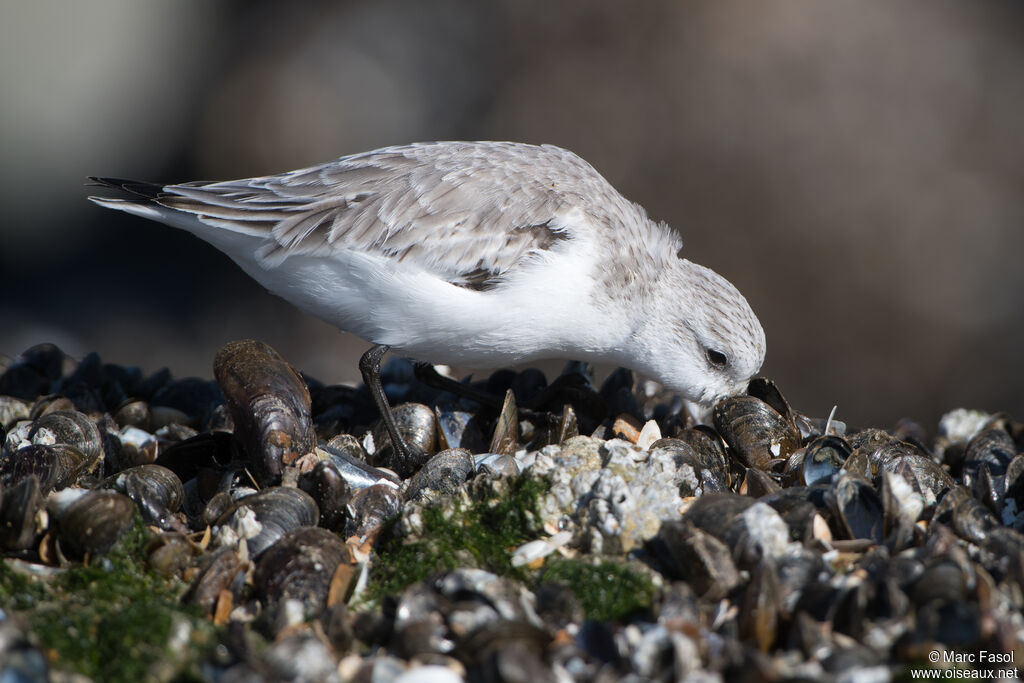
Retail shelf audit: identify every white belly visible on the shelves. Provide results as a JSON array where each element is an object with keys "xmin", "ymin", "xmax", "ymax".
[{"xmin": 204, "ymin": 232, "xmax": 629, "ymax": 368}]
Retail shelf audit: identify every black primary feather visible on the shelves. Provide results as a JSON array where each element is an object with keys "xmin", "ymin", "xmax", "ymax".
[{"xmin": 87, "ymin": 177, "xmax": 166, "ymax": 199}]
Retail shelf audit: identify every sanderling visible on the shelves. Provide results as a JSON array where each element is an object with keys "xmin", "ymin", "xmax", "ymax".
[{"xmin": 89, "ymin": 141, "xmax": 766, "ymax": 458}]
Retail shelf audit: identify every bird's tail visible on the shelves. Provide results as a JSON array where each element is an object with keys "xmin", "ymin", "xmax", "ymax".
[
  {"xmin": 87, "ymin": 176, "xmax": 198, "ymax": 227},
  {"xmin": 87, "ymin": 176, "xmax": 166, "ymax": 199}
]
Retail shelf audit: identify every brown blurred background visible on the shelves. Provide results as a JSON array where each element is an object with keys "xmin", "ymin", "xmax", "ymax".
[{"xmin": 1, "ymin": 1, "xmax": 1022, "ymax": 432}]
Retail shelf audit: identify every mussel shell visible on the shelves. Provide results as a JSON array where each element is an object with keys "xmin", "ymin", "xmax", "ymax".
[
  {"xmin": 0, "ymin": 343, "xmax": 66, "ymax": 399},
  {"xmin": 909, "ymin": 559, "xmax": 969, "ymax": 605},
  {"xmin": 912, "ymin": 600, "xmax": 982, "ymax": 649},
  {"xmin": 0, "ymin": 475, "xmax": 43, "ymax": 551},
  {"xmin": 107, "ymin": 464, "xmax": 184, "ymax": 507},
  {"xmin": 0, "ymin": 443, "xmax": 89, "ymax": 493},
  {"xmin": 346, "ymin": 484, "xmax": 402, "ymax": 539},
  {"xmin": 830, "ymin": 474, "xmax": 884, "ymax": 543},
  {"xmin": 0, "ymin": 396, "xmax": 31, "ymax": 430},
  {"xmin": 110, "ymin": 425, "xmax": 159, "ymax": 471},
  {"xmin": 555, "ymin": 403, "xmax": 579, "ymax": 445},
  {"xmin": 13, "ymin": 334, "xmax": 1024, "ymax": 676},
  {"xmin": 649, "ymin": 437, "xmax": 730, "ymax": 495},
  {"xmin": 776, "ymin": 547, "xmax": 828, "ymax": 611},
  {"xmin": 145, "ymin": 533, "xmax": 198, "ymax": 578},
  {"xmin": 509, "ymin": 367, "xmax": 548, "ymax": 405},
  {"xmin": 801, "ymin": 435, "xmax": 851, "ymax": 486},
  {"xmin": 438, "ymin": 571, "xmax": 545, "ymax": 642},
  {"xmin": 253, "ymin": 526, "xmax": 353, "ymax": 616},
  {"xmin": 673, "ymin": 427, "xmax": 730, "ymax": 470},
  {"xmin": 877, "ymin": 453, "xmax": 953, "ymax": 507},
  {"xmin": 665, "ymin": 427, "xmax": 732, "ymax": 493},
  {"xmin": 214, "ymin": 340, "xmax": 315, "ymax": 486},
  {"xmin": 598, "ymin": 367, "xmax": 640, "ymax": 419},
  {"xmin": 31, "ymin": 396, "xmax": 77, "ymax": 420},
  {"xmin": 746, "ymin": 377, "xmax": 793, "ymax": 423},
  {"xmin": 864, "ymin": 438, "xmax": 931, "ymax": 480},
  {"xmin": 533, "ymin": 402, "xmax": 580, "ymax": 448},
  {"xmin": 57, "ymin": 490, "xmax": 136, "ymax": 558},
  {"xmin": 474, "ymin": 452, "xmax": 519, "ymax": 479},
  {"xmin": 155, "ymin": 431, "xmax": 237, "ymax": 487},
  {"xmin": 215, "ymin": 486, "xmax": 320, "ymax": 558},
  {"xmin": 880, "ymin": 470, "xmax": 923, "ymax": 551},
  {"xmin": 760, "ymin": 487, "xmax": 830, "ymax": 544},
  {"xmin": 682, "ymin": 492, "xmax": 757, "ymax": 541},
  {"xmin": 202, "ymin": 491, "xmax": 235, "ymax": 529},
  {"xmin": 722, "ymin": 502, "xmax": 793, "ymax": 568},
  {"xmin": 488, "ymin": 390, "xmax": 518, "ymax": 457},
  {"xmin": 435, "ymin": 409, "xmax": 487, "ymax": 453},
  {"xmin": 324, "ymin": 433, "xmax": 369, "ymax": 462},
  {"xmin": 386, "ymin": 584, "xmax": 451, "ymax": 658},
  {"xmin": 28, "ymin": 410, "xmax": 103, "ymax": 465},
  {"xmin": 951, "ymin": 495, "xmax": 1000, "ymax": 544},
  {"xmin": 652, "ymin": 521, "xmax": 740, "ymax": 599},
  {"xmin": 980, "ymin": 527, "xmax": 1024, "ymax": 576},
  {"xmin": 739, "ymin": 560, "xmax": 781, "ymax": 652},
  {"xmin": 713, "ymin": 396, "xmax": 800, "ymax": 470},
  {"xmin": 183, "ymin": 546, "xmax": 247, "ymax": 615},
  {"xmin": 298, "ymin": 460, "xmax": 351, "ymax": 531},
  {"xmin": 962, "ymin": 428, "xmax": 1015, "ymax": 486},
  {"xmin": 370, "ymin": 402, "xmax": 437, "ymax": 478},
  {"xmin": 742, "ymin": 468, "xmax": 782, "ymax": 498},
  {"xmin": 971, "ymin": 463, "xmax": 1003, "ymax": 517},
  {"xmin": 846, "ymin": 428, "xmax": 899, "ymax": 463},
  {"xmin": 150, "ymin": 377, "xmax": 223, "ymax": 427},
  {"xmin": 57, "ymin": 352, "xmax": 108, "ymax": 411},
  {"xmin": 932, "ymin": 485, "xmax": 970, "ymax": 526},
  {"xmin": 841, "ymin": 450, "xmax": 872, "ymax": 480},
  {"xmin": 1004, "ymin": 454, "xmax": 1024, "ymax": 510},
  {"xmin": 102, "ymin": 464, "xmax": 185, "ymax": 530},
  {"xmin": 309, "ymin": 384, "xmax": 359, "ymax": 439},
  {"xmin": 34, "ymin": 395, "xmax": 68, "ymax": 420},
  {"xmin": 205, "ymin": 404, "xmax": 234, "ymax": 432},
  {"xmin": 527, "ymin": 370, "xmax": 606, "ymax": 434},
  {"xmin": 153, "ymin": 422, "xmax": 199, "ymax": 443},
  {"xmin": 793, "ymin": 412, "xmax": 847, "ymax": 441},
  {"xmin": 405, "ymin": 448, "xmax": 474, "ymax": 503},
  {"xmin": 458, "ymin": 623, "xmax": 555, "ymax": 683},
  {"xmin": 113, "ymin": 399, "xmax": 152, "ymax": 430}
]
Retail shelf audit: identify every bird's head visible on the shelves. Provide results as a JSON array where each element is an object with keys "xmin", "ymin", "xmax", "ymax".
[{"xmin": 631, "ymin": 258, "xmax": 766, "ymax": 405}]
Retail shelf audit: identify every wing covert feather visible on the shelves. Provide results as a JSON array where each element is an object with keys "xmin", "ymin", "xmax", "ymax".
[{"xmin": 153, "ymin": 142, "xmax": 652, "ymax": 284}]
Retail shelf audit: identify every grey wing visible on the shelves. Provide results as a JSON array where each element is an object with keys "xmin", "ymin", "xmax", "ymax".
[{"xmin": 154, "ymin": 142, "xmax": 610, "ymax": 287}]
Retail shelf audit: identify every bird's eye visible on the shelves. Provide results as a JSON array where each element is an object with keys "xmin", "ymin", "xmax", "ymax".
[{"xmin": 706, "ymin": 348, "xmax": 728, "ymax": 369}]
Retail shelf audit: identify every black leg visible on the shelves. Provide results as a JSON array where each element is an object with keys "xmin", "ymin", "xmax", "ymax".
[{"xmin": 359, "ymin": 344, "xmax": 422, "ymax": 464}]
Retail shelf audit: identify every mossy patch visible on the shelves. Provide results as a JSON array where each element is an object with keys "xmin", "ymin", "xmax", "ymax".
[
  {"xmin": 367, "ymin": 474, "xmax": 548, "ymax": 600},
  {"xmin": 0, "ymin": 517, "xmax": 218, "ymax": 682},
  {"xmin": 0, "ymin": 559, "xmax": 50, "ymax": 610},
  {"xmin": 540, "ymin": 558, "xmax": 656, "ymax": 622},
  {"xmin": 365, "ymin": 474, "xmax": 655, "ymax": 624}
]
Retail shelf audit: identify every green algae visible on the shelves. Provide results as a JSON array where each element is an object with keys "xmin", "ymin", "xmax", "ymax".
[
  {"xmin": 367, "ymin": 474, "xmax": 548, "ymax": 600},
  {"xmin": 0, "ymin": 517, "xmax": 218, "ymax": 682},
  {"xmin": 365, "ymin": 473, "xmax": 655, "ymax": 624},
  {"xmin": 0, "ymin": 560, "xmax": 49, "ymax": 610},
  {"xmin": 540, "ymin": 558, "xmax": 656, "ymax": 622}
]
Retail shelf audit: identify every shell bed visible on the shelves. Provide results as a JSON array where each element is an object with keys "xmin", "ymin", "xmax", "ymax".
[{"xmin": 0, "ymin": 341, "xmax": 1021, "ymax": 681}]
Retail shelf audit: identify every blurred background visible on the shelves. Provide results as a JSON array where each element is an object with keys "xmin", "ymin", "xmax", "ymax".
[{"xmin": 2, "ymin": 0, "xmax": 1022, "ymax": 432}]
